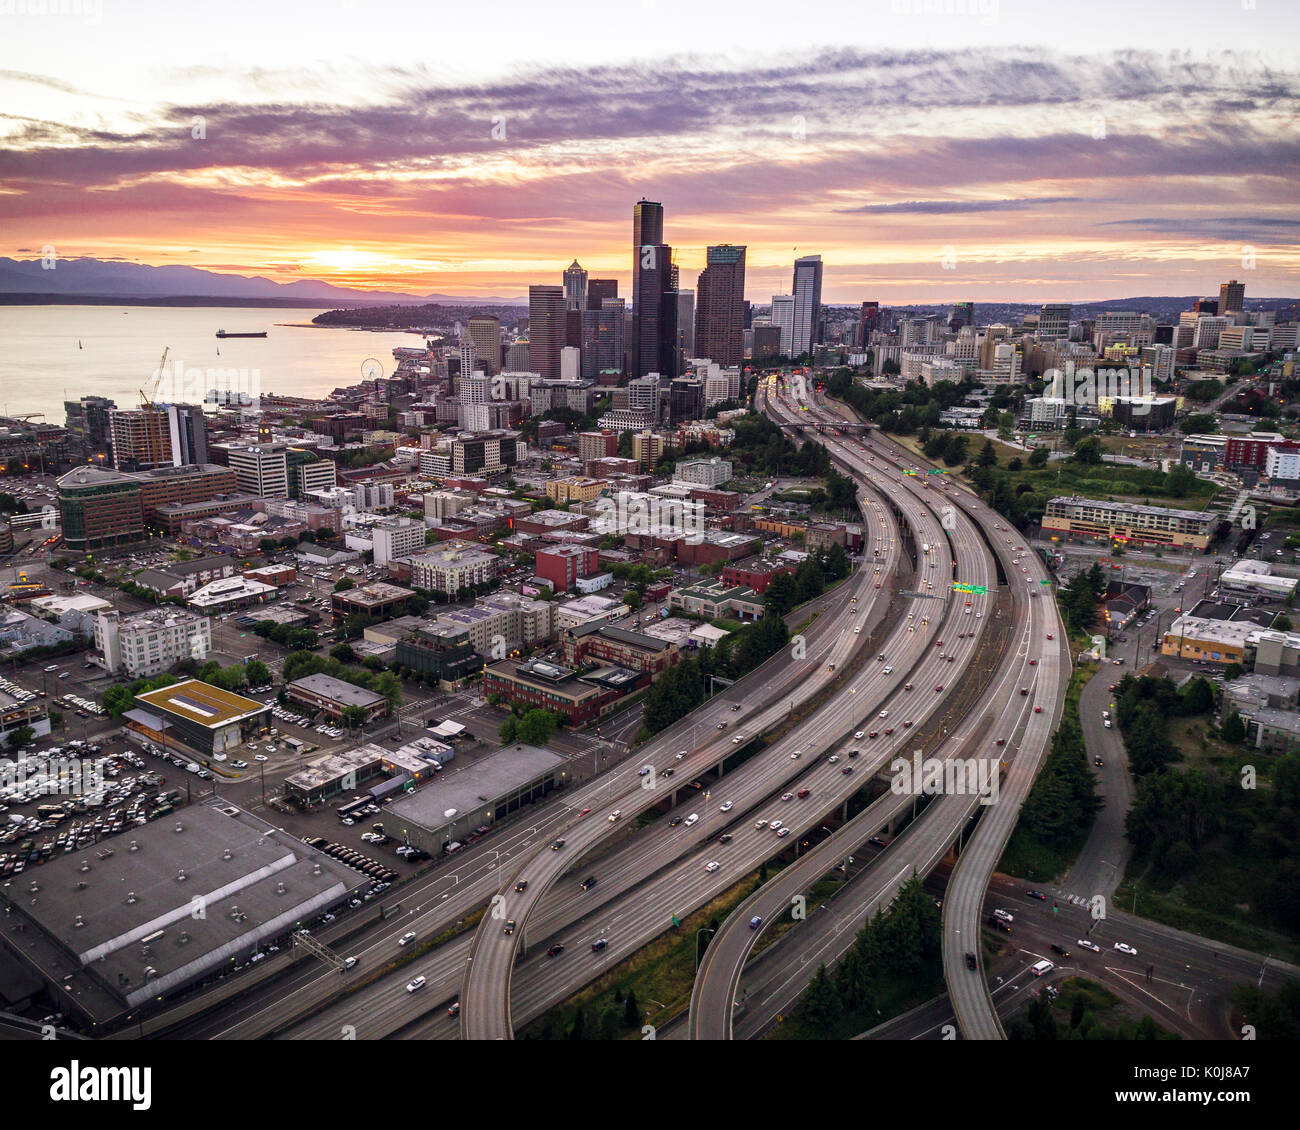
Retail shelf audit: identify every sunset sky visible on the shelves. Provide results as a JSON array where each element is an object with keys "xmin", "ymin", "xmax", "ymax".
[{"xmin": 2, "ymin": 0, "xmax": 1299, "ymax": 304}]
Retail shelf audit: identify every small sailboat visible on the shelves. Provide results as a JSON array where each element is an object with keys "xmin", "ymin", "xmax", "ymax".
[{"xmin": 78, "ymin": 339, "xmax": 83, "ymax": 349}]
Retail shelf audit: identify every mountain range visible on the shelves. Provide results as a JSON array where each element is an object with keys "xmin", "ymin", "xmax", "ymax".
[{"xmin": 0, "ymin": 256, "xmax": 527, "ymax": 306}]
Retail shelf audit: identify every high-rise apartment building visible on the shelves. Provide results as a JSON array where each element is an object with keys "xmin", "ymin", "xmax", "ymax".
[
  {"xmin": 65, "ymin": 395, "xmax": 117, "ymax": 454},
  {"xmin": 694, "ymin": 244, "xmax": 746, "ymax": 367},
  {"xmin": 791, "ymin": 254, "xmax": 823, "ymax": 357},
  {"xmin": 528, "ymin": 285, "xmax": 566, "ymax": 379},
  {"xmin": 564, "ymin": 260, "xmax": 588, "ymax": 311},
  {"xmin": 466, "ymin": 315, "xmax": 501, "ymax": 376},
  {"xmin": 109, "ymin": 408, "xmax": 172, "ymax": 472},
  {"xmin": 164, "ymin": 404, "xmax": 208, "ymax": 467},
  {"xmin": 948, "ymin": 302, "xmax": 975, "ymax": 333},
  {"xmin": 855, "ymin": 302, "xmax": 879, "ymax": 349}
]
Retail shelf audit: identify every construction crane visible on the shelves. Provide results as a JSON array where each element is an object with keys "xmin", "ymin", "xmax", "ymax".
[{"xmin": 139, "ymin": 346, "xmax": 169, "ymax": 470}]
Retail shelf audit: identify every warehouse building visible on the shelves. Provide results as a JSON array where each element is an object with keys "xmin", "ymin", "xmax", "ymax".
[
  {"xmin": 0, "ymin": 800, "xmax": 360, "ymax": 1024},
  {"xmin": 286, "ymin": 673, "xmax": 388, "ymax": 722},
  {"xmin": 383, "ymin": 742, "xmax": 567, "ymax": 855}
]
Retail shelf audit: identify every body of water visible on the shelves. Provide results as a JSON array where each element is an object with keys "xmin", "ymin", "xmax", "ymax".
[{"xmin": 0, "ymin": 305, "xmax": 433, "ymax": 422}]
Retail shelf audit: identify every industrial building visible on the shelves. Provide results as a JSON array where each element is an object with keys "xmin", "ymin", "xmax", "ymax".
[
  {"xmin": 383, "ymin": 743, "xmax": 567, "ymax": 855},
  {"xmin": 126, "ymin": 679, "xmax": 272, "ymax": 757},
  {"xmin": 286, "ymin": 673, "xmax": 389, "ymax": 722},
  {"xmin": 0, "ymin": 800, "xmax": 361, "ymax": 1025}
]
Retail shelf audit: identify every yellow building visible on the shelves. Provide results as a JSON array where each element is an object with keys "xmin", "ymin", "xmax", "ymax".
[{"xmin": 545, "ymin": 477, "xmax": 609, "ymax": 504}]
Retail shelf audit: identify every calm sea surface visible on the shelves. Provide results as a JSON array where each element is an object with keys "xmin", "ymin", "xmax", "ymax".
[{"xmin": 0, "ymin": 306, "xmax": 432, "ymax": 421}]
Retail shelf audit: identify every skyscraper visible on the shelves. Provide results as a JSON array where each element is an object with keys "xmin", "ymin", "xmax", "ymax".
[
  {"xmin": 1219, "ymin": 279, "xmax": 1245, "ymax": 314},
  {"xmin": 676, "ymin": 289, "xmax": 695, "ymax": 358},
  {"xmin": 165, "ymin": 404, "xmax": 208, "ymax": 467},
  {"xmin": 632, "ymin": 199, "xmax": 665, "ymax": 376},
  {"xmin": 1038, "ymin": 304, "xmax": 1071, "ymax": 340},
  {"xmin": 635, "ymin": 241, "xmax": 676, "ymax": 378},
  {"xmin": 528, "ymin": 285, "xmax": 566, "ymax": 379},
  {"xmin": 587, "ymin": 279, "xmax": 618, "ymax": 310},
  {"xmin": 564, "ymin": 260, "xmax": 588, "ymax": 311},
  {"xmin": 771, "ymin": 295, "xmax": 796, "ymax": 356},
  {"xmin": 791, "ymin": 254, "xmax": 823, "ymax": 357},
  {"xmin": 856, "ymin": 302, "xmax": 879, "ymax": 349},
  {"xmin": 466, "ymin": 314, "xmax": 501, "ymax": 376},
  {"xmin": 948, "ymin": 301, "xmax": 974, "ymax": 333},
  {"xmin": 581, "ymin": 298, "xmax": 626, "ymax": 379},
  {"xmin": 694, "ymin": 244, "xmax": 747, "ymax": 367}
]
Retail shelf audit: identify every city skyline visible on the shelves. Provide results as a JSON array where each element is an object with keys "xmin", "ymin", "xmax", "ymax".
[{"xmin": 2, "ymin": 6, "xmax": 1298, "ymax": 303}]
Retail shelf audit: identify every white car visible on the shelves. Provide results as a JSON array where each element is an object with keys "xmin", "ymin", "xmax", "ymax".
[
  {"xmin": 879, "ymin": 710, "xmax": 888, "ymax": 718},
  {"xmin": 398, "ymin": 931, "xmax": 417, "ymax": 946},
  {"xmin": 1031, "ymin": 959, "xmax": 1055, "ymax": 977},
  {"xmin": 992, "ymin": 908, "xmax": 1014, "ymax": 922},
  {"xmin": 828, "ymin": 754, "xmax": 840, "ymax": 764},
  {"xmin": 1076, "ymin": 939, "xmax": 1100, "ymax": 953},
  {"xmin": 405, "ymin": 976, "xmax": 426, "ymax": 992},
  {"xmin": 780, "ymin": 792, "xmax": 793, "ymax": 802},
  {"xmin": 684, "ymin": 813, "xmax": 699, "ymax": 826},
  {"xmin": 704, "ymin": 861, "xmax": 720, "ymax": 873},
  {"xmin": 1113, "ymin": 941, "xmax": 1138, "ymax": 956},
  {"xmin": 731, "ymin": 736, "xmax": 742, "ymax": 744},
  {"xmin": 854, "ymin": 731, "xmax": 865, "ymax": 739},
  {"xmin": 608, "ymin": 810, "xmax": 622, "ymax": 822},
  {"xmin": 254, "ymin": 754, "xmax": 268, "ymax": 762},
  {"xmin": 719, "ymin": 801, "xmax": 733, "ymax": 812},
  {"xmin": 769, "ymin": 819, "xmax": 783, "ymax": 830}
]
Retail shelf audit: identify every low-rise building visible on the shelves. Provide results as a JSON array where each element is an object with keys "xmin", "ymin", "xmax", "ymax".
[
  {"xmin": 1043, "ymin": 496, "xmax": 1220, "ymax": 550},
  {"xmin": 560, "ymin": 622, "xmax": 680, "ymax": 674},
  {"xmin": 127, "ymin": 678, "xmax": 271, "ymax": 757},
  {"xmin": 406, "ymin": 540, "xmax": 500, "ymax": 594},
  {"xmin": 286, "ymin": 672, "xmax": 389, "ymax": 721}
]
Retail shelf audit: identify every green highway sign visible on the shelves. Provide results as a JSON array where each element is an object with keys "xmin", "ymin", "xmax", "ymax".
[
  {"xmin": 928, "ymin": 468, "xmax": 947, "ymax": 474},
  {"xmin": 1040, "ymin": 579, "xmax": 1052, "ymax": 585},
  {"xmin": 953, "ymin": 583, "xmax": 988, "ymax": 594}
]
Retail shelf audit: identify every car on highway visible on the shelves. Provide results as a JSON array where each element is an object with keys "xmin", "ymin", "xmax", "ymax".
[
  {"xmin": 1027, "ymin": 890, "xmax": 1047, "ymax": 900},
  {"xmin": 1114, "ymin": 941, "xmax": 1138, "ymax": 956},
  {"xmin": 669, "ymin": 816, "xmax": 683, "ymax": 827},
  {"xmin": 965, "ymin": 952, "xmax": 978, "ymax": 970},
  {"xmin": 705, "ymin": 861, "xmax": 720, "ymax": 872},
  {"xmin": 797, "ymin": 788, "xmax": 811, "ymax": 798},
  {"xmin": 343, "ymin": 956, "xmax": 358, "ymax": 970},
  {"xmin": 935, "ymin": 685, "xmax": 943, "ymax": 692},
  {"xmin": 637, "ymin": 765, "xmax": 652, "ymax": 777},
  {"xmin": 732, "ymin": 736, "xmax": 743, "ymax": 744},
  {"xmin": 776, "ymin": 827, "xmax": 791, "ymax": 837},
  {"xmin": 405, "ymin": 976, "xmax": 427, "ymax": 993},
  {"xmin": 1034, "ymin": 706, "xmax": 1042, "ymax": 713},
  {"xmin": 547, "ymin": 944, "xmax": 565, "ymax": 957},
  {"xmin": 398, "ymin": 931, "xmax": 417, "ymax": 946},
  {"xmin": 684, "ymin": 813, "xmax": 699, "ymax": 826},
  {"xmin": 749, "ymin": 915, "xmax": 763, "ymax": 929},
  {"xmin": 879, "ymin": 709, "xmax": 889, "ymax": 718},
  {"xmin": 591, "ymin": 938, "xmax": 608, "ymax": 952},
  {"xmin": 1077, "ymin": 939, "xmax": 1100, "ymax": 953},
  {"xmin": 780, "ymin": 792, "xmax": 793, "ymax": 802},
  {"xmin": 719, "ymin": 800, "xmax": 733, "ymax": 812},
  {"xmin": 1094, "ymin": 757, "xmax": 1104, "ymax": 767},
  {"xmin": 675, "ymin": 751, "xmax": 686, "ymax": 760},
  {"xmin": 904, "ymin": 682, "xmax": 913, "ymax": 691},
  {"xmin": 1031, "ymin": 959, "xmax": 1054, "ymax": 977},
  {"xmin": 992, "ymin": 908, "xmax": 1014, "ymax": 922},
  {"xmin": 579, "ymin": 808, "xmax": 591, "ymax": 816},
  {"xmin": 719, "ymin": 832, "xmax": 733, "ymax": 843},
  {"xmin": 769, "ymin": 819, "xmax": 783, "ymax": 830},
  {"xmin": 580, "ymin": 876, "xmax": 597, "ymax": 890},
  {"xmin": 503, "ymin": 920, "xmax": 516, "ymax": 935},
  {"xmin": 551, "ymin": 838, "xmax": 565, "ymax": 850},
  {"xmin": 608, "ymin": 809, "xmax": 622, "ymax": 822},
  {"xmin": 789, "ymin": 749, "xmax": 801, "ymax": 759},
  {"xmin": 841, "ymin": 765, "xmax": 853, "ymax": 775},
  {"xmin": 1104, "ymin": 719, "xmax": 1112, "ymax": 728}
]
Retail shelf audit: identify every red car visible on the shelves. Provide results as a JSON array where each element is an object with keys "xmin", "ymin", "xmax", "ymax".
[
  {"xmin": 1034, "ymin": 706, "xmax": 1042, "ymax": 713},
  {"xmin": 578, "ymin": 808, "xmax": 591, "ymax": 816},
  {"xmin": 1046, "ymin": 633, "xmax": 1054, "ymax": 640},
  {"xmin": 935, "ymin": 640, "xmax": 944, "ymax": 647},
  {"xmin": 884, "ymin": 728, "xmax": 894, "ymax": 736},
  {"xmin": 797, "ymin": 788, "xmax": 811, "ymax": 798},
  {"xmin": 935, "ymin": 685, "xmax": 943, "ymax": 692},
  {"xmin": 1029, "ymin": 659, "xmax": 1038, "ymax": 666},
  {"xmin": 996, "ymin": 738, "xmax": 1006, "ymax": 746},
  {"xmin": 1020, "ymin": 688, "xmax": 1028, "ymax": 696}
]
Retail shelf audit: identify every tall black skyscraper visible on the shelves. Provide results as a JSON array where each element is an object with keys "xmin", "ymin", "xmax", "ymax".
[{"xmin": 632, "ymin": 199, "xmax": 668, "ymax": 377}]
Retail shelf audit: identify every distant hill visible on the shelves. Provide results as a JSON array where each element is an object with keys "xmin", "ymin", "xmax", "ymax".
[{"xmin": 0, "ymin": 256, "xmax": 527, "ymax": 307}]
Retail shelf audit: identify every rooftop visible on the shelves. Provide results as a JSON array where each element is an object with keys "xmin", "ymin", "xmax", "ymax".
[{"xmin": 135, "ymin": 679, "xmax": 268, "ymax": 729}]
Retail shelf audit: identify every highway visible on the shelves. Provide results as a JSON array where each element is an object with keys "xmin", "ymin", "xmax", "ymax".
[
  {"xmin": 686, "ymin": 380, "xmax": 1050, "ymax": 1037},
  {"xmin": 458, "ymin": 373, "xmax": 1001, "ymax": 1038}
]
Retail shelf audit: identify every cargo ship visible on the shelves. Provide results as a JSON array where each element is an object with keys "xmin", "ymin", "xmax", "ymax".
[{"xmin": 215, "ymin": 329, "xmax": 267, "ymax": 338}]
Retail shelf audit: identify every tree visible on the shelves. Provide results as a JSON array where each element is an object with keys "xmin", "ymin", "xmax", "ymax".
[
  {"xmin": 1071, "ymin": 436, "xmax": 1103, "ymax": 465},
  {"xmin": 1028, "ymin": 445, "xmax": 1050, "ymax": 469},
  {"xmin": 5, "ymin": 724, "xmax": 34, "ymax": 750},
  {"xmin": 334, "ymin": 577, "xmax": 355, "ymax": 592},
  {"xmin": 245, "ymin": 659, "xmax": 272, "ymax": 686},
  {"xmin": 1221, "ymin": 710, "xmax": 1246, "ymax": 743},
  {"xmin": 101, "ymin": 684, "xmax": 136, "ymax": 719},
  {"xmin": 802, "ymin": 963, "xmax": 842, "ymax": 1033},
  {"xmin": 498, "ymin": 714, "xmax": 518, "ymax": 743},
  {"xmin": 516, "ymin": 709, "xmax": 559, "ymax": 746},
  {"xmin": 977, "ymin": 439, "xmax": 997, "ymax": 467},
  {"xmin": 340, "ymin": 705, "xmax": 368, "ymax": 730},
  {"xmin": 624, "ymin": 590, "xmax": 642, "ymax": 611}
]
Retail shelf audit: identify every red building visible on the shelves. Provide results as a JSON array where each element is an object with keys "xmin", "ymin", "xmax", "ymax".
[
  {"xmin": 722, "ymin": 557, "xmax": 797, "ymax": 594},
  {"xmin": 1224, "ymin": 434, "xmax": 1299, "ymax": 472},
  {"xmin": 535, "ymin": 544, "xmax": 600, "ymax": 591}
]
